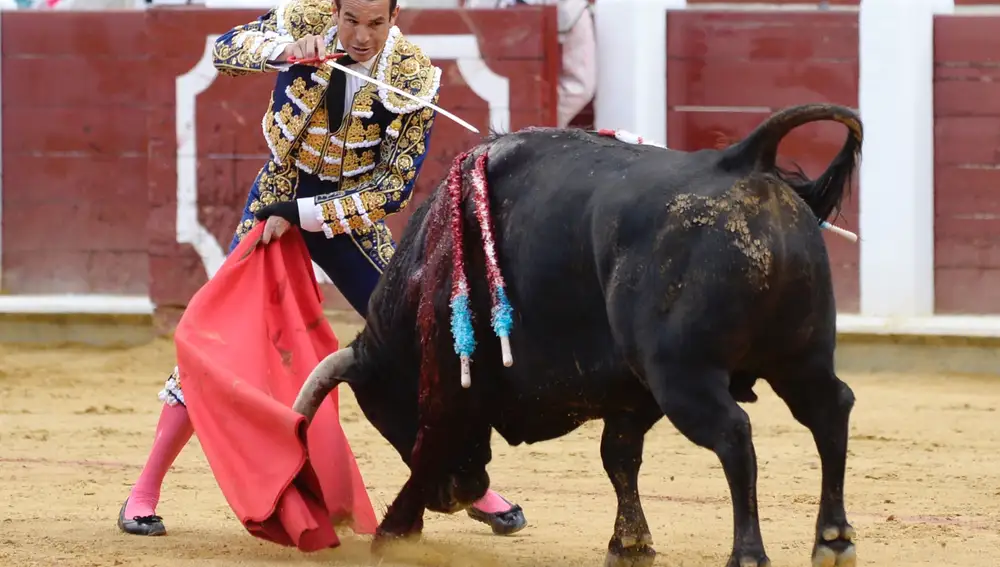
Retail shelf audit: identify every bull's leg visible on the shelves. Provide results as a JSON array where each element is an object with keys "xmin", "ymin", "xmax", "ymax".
[
  {"xmin": 645, "ymin": 360, "xmax": 769, "ymax": 567},
  {"xmin": 374, "ymin": 416, "xmax": 492, "ymax": 547},
  {"xmin": 406, "ymin": 403, "xmax": 493, "ymax": 514},
  {"xmin": 601, "ymin": 413, "xmax": 659, "ymax": 567},
  {"xmin": 768, "ymin": 365, "xmax": 856, "ymax": 567},
  {"xmin": 372, "ymin": 476, "xmax": 426, "ymax": 552}
]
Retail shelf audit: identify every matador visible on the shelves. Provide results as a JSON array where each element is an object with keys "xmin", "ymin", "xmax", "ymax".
[{"xmin": 116, "ymin": 0, "xmax": 528, "ymax": 539}]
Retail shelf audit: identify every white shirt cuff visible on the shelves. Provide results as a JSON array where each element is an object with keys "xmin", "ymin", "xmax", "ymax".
[
  {"xmin": 297, "ymin": 197, "xmax": 325, "ymax": 233},
  {"xmin": 266, "ymin": 41, "xmax": 294, "ymax": 70},
  {"xmin": 268, "ymin": 41, "xmax": 291, "ymax": 61}
]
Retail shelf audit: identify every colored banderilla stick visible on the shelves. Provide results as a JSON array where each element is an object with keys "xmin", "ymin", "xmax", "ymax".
[
  {"xmin": 469, "ymin": 153, "xmax": 514, "ymax": 368},
  {"xmin": 820, "ymin": 221, "xmax": 858, "ymax": 242}
]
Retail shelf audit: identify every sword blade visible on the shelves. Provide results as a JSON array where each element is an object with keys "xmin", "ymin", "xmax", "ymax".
[{"xmin": 323, "ymin": 59, "xmax": 480, "ymax": 134}]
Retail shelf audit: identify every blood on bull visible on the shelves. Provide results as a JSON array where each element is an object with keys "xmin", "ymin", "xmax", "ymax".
[{"xmin": 265, "ymin": 103, "xmax": 864, "ymax": 567}]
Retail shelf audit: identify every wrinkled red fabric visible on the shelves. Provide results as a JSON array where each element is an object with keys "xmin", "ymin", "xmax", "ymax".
[{"xmin": 175, "ymin": 223, "xmax": 378, "ymax": 551}]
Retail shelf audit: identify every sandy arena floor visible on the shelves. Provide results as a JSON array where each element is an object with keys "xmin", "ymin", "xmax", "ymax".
[{"xmin": 1, "ymin": 331, "xmax": 999, "ymax": 567}]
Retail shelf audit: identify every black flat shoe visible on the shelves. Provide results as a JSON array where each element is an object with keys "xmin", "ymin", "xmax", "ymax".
[
  {"xmin": 466, "ymin": 503, "xmax": 527, "ymax": 536},
  {"xmin": 117, "ymin": 497, "xmax": 166, "ymax": 536}
]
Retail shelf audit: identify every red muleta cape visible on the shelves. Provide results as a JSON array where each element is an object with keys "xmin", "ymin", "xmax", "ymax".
[{"xmin": 174, "ymin": 223, "xmax": 378, "ymax": 551}]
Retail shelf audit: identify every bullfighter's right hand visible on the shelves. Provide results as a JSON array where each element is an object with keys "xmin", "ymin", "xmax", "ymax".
[{"xmin": 276, "ymin": 35, "xmax": 327, "ymax": 66}]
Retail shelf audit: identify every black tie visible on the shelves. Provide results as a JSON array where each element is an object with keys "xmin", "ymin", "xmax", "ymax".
[{"xmin": 326, "ymin": 50, "xmax": 356, "ymax": 134}]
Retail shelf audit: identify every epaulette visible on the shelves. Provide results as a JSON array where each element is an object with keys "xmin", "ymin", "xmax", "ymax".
[
  {"xmin": 374, "ymin": 27, "xmax": 443, "ymax": 115},
  {"xmin": 274, "ymin": 0, "xmax": 335, "ymax": 41}
]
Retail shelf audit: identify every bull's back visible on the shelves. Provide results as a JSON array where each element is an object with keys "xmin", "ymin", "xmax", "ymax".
[{"xmin": 600, "ymin": 169, "xmax": 836, "ymax": 373}]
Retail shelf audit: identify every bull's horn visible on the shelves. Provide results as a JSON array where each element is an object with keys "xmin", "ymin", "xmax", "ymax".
[{"xmin": 292, "ymin": 347, "xmax": 355, "ymax": 422}]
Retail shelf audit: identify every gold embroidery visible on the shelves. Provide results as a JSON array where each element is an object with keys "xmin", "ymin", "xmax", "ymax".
[
  {"xmin": 253, "ymin": 25, "xmax": 440, "ymax": 174},
  {"xmin": 262, "ymin": 98, "xmax": 303, "ymax": 162},
  {"xmin": 353, "ymin": 89, "xmax": 376, "ymax": 117},
  {"xmin": 360, "ymin": 170, "xmax": 377, "ymax": 186},
  {"xmin": 315, "ymin": 94, "xmax": 436, "ymax": 236},
  {"xmin": 344, "ymin": 116, "xmax": 383, "ymax": 148},
  {"xmin": 353, "ymin": 223, "xmax": 397, "ymax": 272},
  {"xmin": 318, "ymin": 157, "xmax": 344, "ymax": 181},
  {"xmin": 296, "ymin": 148, "xmax": 321, "ymax": 173},
  {"xmin": 284, "ymin": 109, "xmax": 309, "ymax": 143},
  {"xmin": 342, "ymin": 148, "xmax": 377, "ymax": 176},
  {"xmin": 257, "ymin": 160, "xmax": 299, "ymax": 207},
  {"xmin": 387, "ymin": 117, "xmax": 403, "ymax": 137},
  {"xmin": 320, "ymin": 201, "xmax": 372, "ymax": 235},
  {"xmin": 279, "ymin": 0, "xmax": 333, "ymax": 38},
  {"xmin": 359, "ymin": 191, "xmax": 388, "ymax": 212},
  {"xmin": 339, "ymin": 197, "xmax": 359, "ymax": 217},
  {"xmin": 368, "ymin": 96, "xmax": 437, "ymax": 211},
  {"xmin": 348, "ymin": 215, "xmax": 369, "ymax": 232},
  {"xmin": 318, "ymin": 205, "xmax": 349, "ymax": 236},
  {"xmin": 287, "ymin": 76, "xmax": 327, "ymax": 114},
  {"xmin": 233, "ymin": 160, "xmax": 300, "ymax": 242},
  {"xmin": 375, "ymin": 223, "xmax": 396, "ymax": 266},
  {"xmin": 376, "ymin": 34, "xmax": 441, "ymax": 114},
  {"xmin": 234, "ymin": 218, "xmax": 256, "ymax": 242},
  {"xmin": 212, "ymin": 0, "xmax": 334, "ymax": 77}
]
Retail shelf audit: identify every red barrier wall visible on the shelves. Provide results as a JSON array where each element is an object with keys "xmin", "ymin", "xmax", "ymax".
[
  {"xmin": 4, "ymin": 7, "xmax": 1000, "ymax": 324},
  {"xmin": 1, "ymin": 12, "xmax": 149, "ymax": 296},
  {"xmin": 666, "ymin": 10, "xmax": 861, "ymax": 311},
  {"xmin": 933, "ymin": 15, "xmax": 1000, "ymax": 314}
]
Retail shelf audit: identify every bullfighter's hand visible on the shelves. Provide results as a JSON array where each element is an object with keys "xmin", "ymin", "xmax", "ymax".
[
  {"xmin": 261, "ymin": 217, "xmax": 291, "ymax": 244},
  {"xmin": 255, "ymin": 201, "xmax": 301, "ymax": 244},
  {"xmin": 278, "ymin": 35, "xmax": 326, "ymax": 66}
]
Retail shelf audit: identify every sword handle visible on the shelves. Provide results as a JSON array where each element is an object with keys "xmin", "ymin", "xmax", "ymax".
[{"xmin": 287, "ymin": 53, "xmax": 346, "ymax": 65}]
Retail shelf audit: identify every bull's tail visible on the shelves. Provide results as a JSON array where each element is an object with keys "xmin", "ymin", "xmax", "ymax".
[
  {"xmin": 422, "ymin": 149, "xmax": 515, "ymax": 390},
  {"xmin": 719, "ymin": 103, "xmax": 863, "ymax": 224}
]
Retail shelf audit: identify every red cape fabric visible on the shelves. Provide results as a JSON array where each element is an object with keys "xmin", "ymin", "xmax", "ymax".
[{"xmin": 174, "ymin": 223, "xmax": 378, "ymax": 551}]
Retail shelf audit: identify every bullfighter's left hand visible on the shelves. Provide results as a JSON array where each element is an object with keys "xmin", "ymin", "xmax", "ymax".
[{"xmin": 255, "ymin": 201, "xmax": 300, "ymax": 244}]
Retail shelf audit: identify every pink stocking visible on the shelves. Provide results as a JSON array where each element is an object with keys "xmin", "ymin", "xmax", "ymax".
[
  {"xmin": 472, "ymin": 489, "xmax": 514, "ymax": 514},
  {"xmin": 124, "ymin": 403, "xmax": 194, "ymax": 519}
]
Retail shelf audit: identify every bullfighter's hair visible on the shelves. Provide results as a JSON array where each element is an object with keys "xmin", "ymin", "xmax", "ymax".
[{"xmin": 416, "ymin": 148, "xmax": 514, "ymax": 391}]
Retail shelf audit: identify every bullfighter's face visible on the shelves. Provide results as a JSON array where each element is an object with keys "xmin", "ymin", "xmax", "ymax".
[{"xmin": 333, "ymin": 0, "xmax": 399, "ymax": 64}]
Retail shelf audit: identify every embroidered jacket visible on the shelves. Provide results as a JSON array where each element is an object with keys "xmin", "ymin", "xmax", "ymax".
[{"xmin": 212, "ymin": 0, "xmax": 442, "ymax": 238}]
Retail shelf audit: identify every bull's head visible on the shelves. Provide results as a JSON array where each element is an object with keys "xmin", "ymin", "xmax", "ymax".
[{"xmin": 292, "ymin": 345, "xmax": 419, "ymax": 465}]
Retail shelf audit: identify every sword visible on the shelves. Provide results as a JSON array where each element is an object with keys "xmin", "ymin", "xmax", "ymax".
[{"xmin": 289, "ymin": 54, "xmax": 480, "ymax": 134}]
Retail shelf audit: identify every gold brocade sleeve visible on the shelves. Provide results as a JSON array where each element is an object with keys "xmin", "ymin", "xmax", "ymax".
[
  {"xmin": 316, "ymin": 99, "xmax": 438, "ymax": 237},
  {"xmin": 212, "ymin": 0, "xmax": 334, "ymax": 77}
]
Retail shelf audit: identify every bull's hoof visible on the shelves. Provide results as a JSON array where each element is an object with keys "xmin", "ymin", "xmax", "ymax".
[
  {"xmin": 726, "ymin": 553, "xmax": 771, "ymax": 567},
  {"xmin": 812, "ymin": 524, "xmax": 857, "ymax": 567},
  {"xmin": 604, "ymin": 537, "xmax": 655, "ymax": 567}
]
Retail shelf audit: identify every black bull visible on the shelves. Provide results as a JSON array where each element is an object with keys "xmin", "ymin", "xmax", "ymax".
[{"xmin": 291, "ymin": 104, "xmax": 862, "ymax": 567}]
